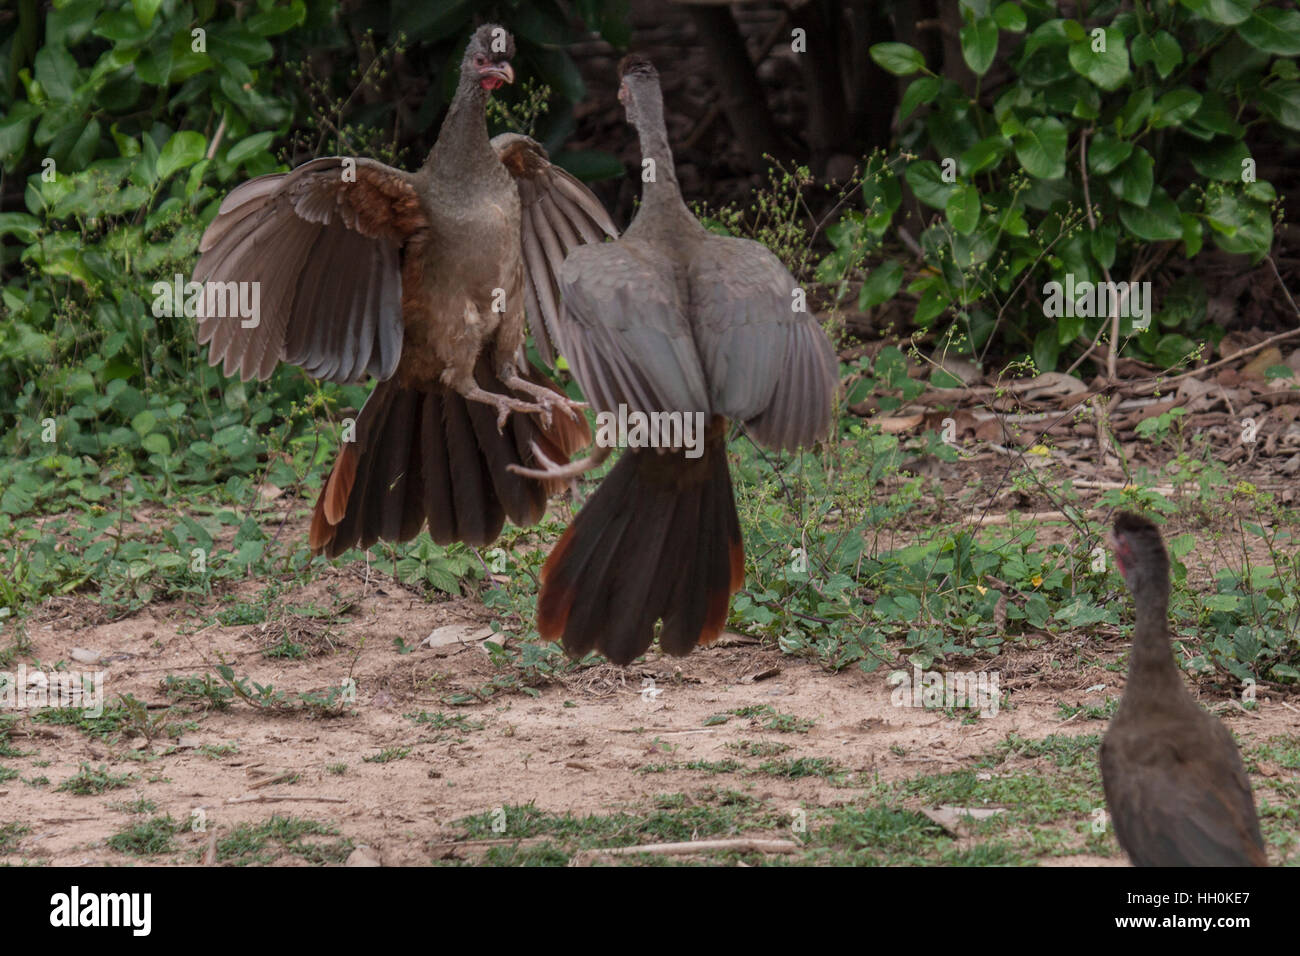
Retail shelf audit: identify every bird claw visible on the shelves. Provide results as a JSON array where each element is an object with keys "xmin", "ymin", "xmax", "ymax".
[
  {"xmin": 501, "ymin": 373, "xmax": 587, "ymax": 426},
  {"xmin": 508, "ymin": 441, "xmax": 611, "ymax": 483},
  {"xmin": 463, "ymin": 385, "xmax": 550, "ymax": 432}
]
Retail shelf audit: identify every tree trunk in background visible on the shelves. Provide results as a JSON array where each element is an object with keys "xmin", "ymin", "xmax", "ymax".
[{"xmin": 687, "ymin": 4, "xmax": 786, "ymax": 171}]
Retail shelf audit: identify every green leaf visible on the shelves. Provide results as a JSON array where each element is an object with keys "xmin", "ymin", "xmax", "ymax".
[
  {"xmin": 0, "ymin": 213, "xmax": 41, "ymax": 243},
  {"xmin": 961, "ymin": 136, "xmax": 1007, "ymax": 175},
  {"xmin": 858, "ymin": 260, "xmax": 905, "ymax": 309},
  {"xmin": 1117, "ymin": 87, "xmax": 1153, "ymax": 135},
  {"xmin": 1191, "ymin": 0, "xmax": 1257, "ymax": 27},
  {"xmin": 899, "ymin": 76, "xmax": 941, "ymax": 121},
  {"xmin": 35, "ymin": 45, "xmax": 80, "ymax": 102},
  {"xmin": 946, "ymin": 184, "xmax": 981, "ymax": 235},
  {"xmin": 870, "ymin": 42, "xmax": 927, "ymax": 76},
  {"xmin": 1118, "ymin": 188, "xmax": 1182, "ymax": 241},
  {"xmin": 1033, "ymin": 327, "xmax": 1060, "ymax": 372},
  {"xmin": 142, "ymin": 433, "xmax": 171, "ymax": 455},
  {"xmin": 960, "ymin": 18, "xmax": 999, "ymax": 76},
  {"xmin": 132, "ymin": 0, "xmax": 163, "ymax": 28},
  {"xmin": 1068, "ymin": 28, "xmax": 1129, "ymax": 91},
  {"xmin": 1181, "ymin": 213, "xmax": 1204, "ymax": 257},
  {"xmin": 1206, "ymin": 190, "xmax": 1273, "ymax": 255},
  {"xmin": 247, "ymin": 1, "xmax": 307, "ymax": 36},
  {"xmin": 157, "ymin": 130, "xmax": 206, "ymax": 180},
  {"xmin": 1087, "ymin": 131, "xmax": 1132, "ymax": 174},
  {"xmin": 1153, "ymin": 333, "xmax": 1198, "ymax": 369},
  {"xmin": 226, "ymin": 131, "xmax": 275, "ymax": 166},
  {"xmin": 905, "ymin": 160, "xmax": 959, "ymax": 208},
  {"xmin": 914, "ymin": 285, "xmax": 948, "ymax": 325},
  {"xmin": 1151, "ymin": 87, "xmax": 1202, "ymax": 128},
  {"xmin": 1188, "ymin": 138, "xmax": 1251, "ymax": 181},
  {"xmin": 1109, "ymin": 147, "xmax": 1154, "ymax": 206},
  {"xmin": 1259, "ymin": 82, "xmax": 1300, "ymax": 131},
  {"xmin": 1013, "ymin": 116, "xmax": 1067, "ymax": 179},
  {"xmin": 994, "ymin": 3, "xmax": 1027, "ymax": 32},
  {"xmin": 1090, "ymin": 224, "xmax": 1117, "ymax": 270},
  {"xmin": 1132, "ymin": 30, "xmax": 1182, "ymax": 78}
]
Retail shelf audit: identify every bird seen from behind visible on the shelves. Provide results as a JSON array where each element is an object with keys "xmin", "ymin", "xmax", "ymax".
[
  {"xmin": 1101, "ymin": 511, "xmax": 1267, "ymax": 867},
  {"xmin": 521, "ymin": 55, "xmax": 840, "ymax": 666}
]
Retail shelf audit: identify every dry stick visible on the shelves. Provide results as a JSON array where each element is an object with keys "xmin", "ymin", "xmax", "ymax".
[
  {"xmin": 226, "ymin": 794, "xmax": 346, "ymax": 805},
  {"xmin": 1267, "ymin": 253, "xmax": 1300, "ymax": 320},
  {"xmin": 1130, "ymin": 324, "xmax": 1300, "ymax": 394},
  {"xmin": 574, "ymin": 838, "xmax": 799, "ymax": 861},
  {"xmin": 206, "ymin": 114, "xmax": 227, "ymax": 161},
  {"xmin": 1073, "ymin": 129, "xmax": 1124, "ymax": 383}
]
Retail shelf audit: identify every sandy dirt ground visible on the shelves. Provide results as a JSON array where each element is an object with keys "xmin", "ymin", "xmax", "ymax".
[{"xmin": 3, "ymin": 551, "xmax": 1295, "ymax": 866}]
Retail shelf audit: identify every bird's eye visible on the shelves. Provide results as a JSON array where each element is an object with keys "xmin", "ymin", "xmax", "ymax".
[{"xmin": 474, "ymin": 54, "xmax": 487, "ymax": 65}]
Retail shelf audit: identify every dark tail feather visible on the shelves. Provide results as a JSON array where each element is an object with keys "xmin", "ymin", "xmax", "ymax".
[
  {"xmin": 310, "ymin": 360, "xmax": 590, "ymax": 557},
  {"xmin": 537, "ymin": 434, "xmax": 743, "ymax": 665}
]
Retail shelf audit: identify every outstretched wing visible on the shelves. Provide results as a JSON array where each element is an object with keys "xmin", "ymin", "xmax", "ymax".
[
  {"xmin": 691, "ymin": 237, "xmax": 839, "ymax": 452},
  {"xmin": 493, "ymin": 133, "xmax": 618, "ymax": 366},
  {"xmin": 194, "ymin": 156, "xmax": 426, "ymax": 383},
  {"xmin": 556, "ymin": 239, "xmax": 710, "ymax": 418}
]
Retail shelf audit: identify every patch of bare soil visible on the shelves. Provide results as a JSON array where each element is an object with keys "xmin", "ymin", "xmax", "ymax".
[{"xmin": 3, "ymin": 556, "xmax": 1295, "ymax": 866}]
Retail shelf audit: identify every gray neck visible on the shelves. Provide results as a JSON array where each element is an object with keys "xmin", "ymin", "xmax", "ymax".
[
  {"xmin": 628, "ymin": 85, "xmax": 697, "ymax": 232},
  {"xmin": 425, "ymin": 73, "xmax": 494, "ymax": 178},
  {"xmin": 1123, "ymin": 591, "xmax": 1189, "ymax": 710}
]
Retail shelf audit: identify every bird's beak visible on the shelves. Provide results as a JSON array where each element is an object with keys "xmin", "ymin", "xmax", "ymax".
[{"xmin": 478, "ymin": 61, "xmax": 515, "ymax": 90}]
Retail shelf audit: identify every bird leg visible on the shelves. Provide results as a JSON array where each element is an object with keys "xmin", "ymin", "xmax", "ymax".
[
  {"xmin": 500, "ymin": 370, "xmax": 587, "ymax": 424},
  {"xmin": 508, "ymin": 440, "xmax": 611, "ymax": 483},
  {"xmin": 459, "ymin": 384, "xmax": 554, "ymax": 431}
]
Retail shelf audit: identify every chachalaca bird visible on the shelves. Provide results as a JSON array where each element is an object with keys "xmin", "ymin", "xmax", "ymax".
[
  {"xmin": 1101, "ymin": 511, "xmax": 1267, "ymax": 866},
  {"xmin": 193, "ymin": 24, "xmax": 614, "ymax": 557},
  {"xmin": 518, "ymin": 56, "xmax": 839, "ymax": 665}
]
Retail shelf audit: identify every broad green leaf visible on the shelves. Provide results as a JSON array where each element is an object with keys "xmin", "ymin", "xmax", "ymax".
[
  {"xmin": 157, "ymin": 130, "xmax": 206, "ymax": 180},
  {"xmin": 961, "ymin": 136, "xmax": 1007, "ymax": 175},
  {"xmin": 1033, "ymin": 327, "xmax": 1059, "ymax": 372},
  {"xmin": 1013, "ymin": 117, "xmax": 1067, "ymax": 178},
  {"xmin": 1131, "ymin": 30, "xmax": 1182, "ymax": 78},
  {"xmin": 247, "ymin": 1, "xmax": 307, "ymax": 36},
  {"xmin": 1118, "ymin": 187, "xmax": 1182, "ymax": 240},
  {"xmin": 1087, "ymin": 131, "xmax": 1132, "ymax": 174},
  {"xmin": 994, "ymin": 3, "xmax": 1027, "ymax": 31},
  {"xmin": 905, "ymin": 160, "xmax": 959, "ymax": 208},
  {"xmin": 1117, "ymin": 87, "xmax": 1153, "ymax": 135},
  {"xmin": 1190, "ymin": 0, "xmax": 1257, "ymax": 27},
  {"xmin": 1259, "ymin": 82, "xmax": 1300, "ymax": 131},
  {"xmin": 132, "ymin": 0, "xmax": 163, "ymax": 28},
  {"xmin": 1090, "ymin": 224, "xmax": 1118, "ymax": 269},
  {"xmin": 946, "ymin": 184, "xmax": 981, "ymax": 235},
  {"xmin": 870, "ymin": 42, "xmax": 927, "ymax": 76},
  {"xmin": 1188, "ymin": 138, "xmax": 1251, "ymax": 180},
  {"xmin": 1069, "ymin": 28, "xmax": 1129, "ymax": 90},
  {"xmin": 899, "ymin": 77, "xmax": 941, "ymax": 121},
  {"xmin": 1181, "ymin": 213, "xmax": 1204, "ymax": 257},
  {"xmin": 960, "ymin": 18, "xmax": 999, "ymax": 76},
  {"xmin": 35, "ymin": 45, "xmax": 80, "ymax": 102},
  {"xmin": 226, "ymin": 131, "xmax": 275, "ymax": 166},
  {"xmin": 859, "ymin": 260, "xmax": 905, "ymax": 309},
  {"xmin": 1151, "ymin": 87, "xmax": 1202, "ymax": 128}
]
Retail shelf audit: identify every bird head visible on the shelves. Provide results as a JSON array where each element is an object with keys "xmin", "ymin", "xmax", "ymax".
[
  {"xmin": 1110, "ymin": 511, "xmax": 1171, "ymax": 604},
  {"xmin": 617, "ymin": 54, "xmax": 660, "ymax": 128},
  {"xmin": 464, "ymin": 24, "xmax": 515, "ymax": 91}
]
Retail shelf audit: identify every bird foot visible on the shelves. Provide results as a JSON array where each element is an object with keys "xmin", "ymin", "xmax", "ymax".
[
  {"xmin": 501, "ymin": 373, "xmax": 587, "ymax": 426},
  {"xmin": 508, "ymin": 441, "xmax": 611, "ymax": 484},
  {"xmin": 462, "ymin": 385, "xmax": 551, "ymax": 431}
]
